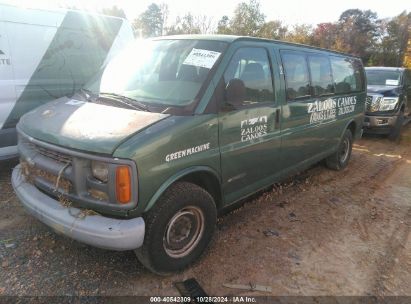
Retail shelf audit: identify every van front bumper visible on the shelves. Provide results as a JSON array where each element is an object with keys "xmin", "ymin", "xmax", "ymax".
[
  {"xmin": 12, "ymin": 165, "xmax": 145, "ymax": 251},
  {"xmin": 363, "ymin": 114, "xmax": 398, "ymax": 134}
]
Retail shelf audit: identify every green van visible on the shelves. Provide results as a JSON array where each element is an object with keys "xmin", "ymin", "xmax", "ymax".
[{"xmin": 12, "ymin": 35, "xmax": 366, "ymax": 273}]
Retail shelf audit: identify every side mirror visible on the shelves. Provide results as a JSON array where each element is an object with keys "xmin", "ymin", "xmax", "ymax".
[{"xmin": 225, "ymin": 78, "xmax": 246, "ymax": 109}]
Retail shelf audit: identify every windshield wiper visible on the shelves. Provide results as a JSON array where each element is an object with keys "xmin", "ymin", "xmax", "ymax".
[{"xmin": 99, "ymin": 92, "xmax": 151, "ymax": 112}]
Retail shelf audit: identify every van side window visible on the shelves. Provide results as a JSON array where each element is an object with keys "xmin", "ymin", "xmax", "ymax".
[
  {"xmin": 330, "ymin": 56, "xmax": 363, "ymax": 94},
  {"xmin": 223, "ymin": 47, "xmax": 274, "ymax": 107},
  {"xmin": 281, "ymin": 51, "xmax": 311, "ymax": 100},
  {"xmin": 308, "ymin": 55, "xmax": 334, "ymax": 96}
]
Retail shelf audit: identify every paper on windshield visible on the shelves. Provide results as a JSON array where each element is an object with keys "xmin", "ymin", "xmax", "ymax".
[
  {"xmin": 183, "ymin": 48, "xmax": 221, "ymax": 69},
  {"xmin": 386, "ymin": 79, "xmax": 399, "ymax": 86}
]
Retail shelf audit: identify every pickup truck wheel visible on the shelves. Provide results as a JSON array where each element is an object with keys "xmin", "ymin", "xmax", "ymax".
[
  {"xmin": 135, "ymin": 182, "xmax": 217, "ymax": 274},
  {"xmin": 325, "ymin": 129, "xmax": 353, "ymax": 171},
  {"xmin": 388, "ymin": 111, "xmax": 404, "ymax": 141}
]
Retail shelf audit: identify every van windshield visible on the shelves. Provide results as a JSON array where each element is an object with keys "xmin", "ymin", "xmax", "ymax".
[
  {"xmin": 366, "ymin": 70, "xmax": 401, "ymax": 86},
  {"xmin": 85, "ymin": 39, "xmax": 227, "ymax": 113}
]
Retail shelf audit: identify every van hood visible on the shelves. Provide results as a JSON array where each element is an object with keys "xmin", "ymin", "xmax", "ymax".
[
  {"xmin": 367, "ymin": 85, "xmax": 401, "ymax": 97},
  {"xmin": 18, "ymin": 97, "xmax": 169, "ymax": 155}
]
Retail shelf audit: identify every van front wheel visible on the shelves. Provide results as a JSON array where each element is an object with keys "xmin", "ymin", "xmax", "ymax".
[
  {"xmin": 135, "ymin": 182, "xmax": 217, "ymax": 274},
  {"xmin": 325, "ymin": 129, "xmax": 353, "ymax": 171}
]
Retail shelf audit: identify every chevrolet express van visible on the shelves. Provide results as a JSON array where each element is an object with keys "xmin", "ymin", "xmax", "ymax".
[
  {"xmin": 12, "ymin": 35, "xmax": 366, "ymax": 273},
  {"xmin": 0, "ymin": 4, "xmax": 134, "ymax": 160},
  {"xmin": 364, "ymin": 67, "xmax": 411, "ymax": 140}
]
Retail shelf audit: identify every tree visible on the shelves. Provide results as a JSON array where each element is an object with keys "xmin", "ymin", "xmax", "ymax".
[
  {"xmin": 383, "ymin": 11, "xmax": 410, "ymax": 66},
  {"xmin": 166, "ymin": 14, "xmax": 201, "ymax": 35},
  {"xmin": 312, "ymin": 23, "xmax": 338, "ymax": 49},
  {"xmin": 158, "ymin": 3, "xmax": 169, "ymax": 35},
  {"xmin": 257, "ymin": 20, "xmax": 288, "ymax": 40},
  {"xmin": 404, "ymin": 36, "xmax": 411, "ymax": 68},
  {"xmin": 195, "ymin": 15, "xmax": 215, "ymax": 34},
  {"xmin": 225, "ymin": 0, "xmax": 265, "ymax": 36},
  {"xmin": 166, "ymin": 14, "xmax": 214, "ymax": 35},
  {"xmin": 101, "ymin": 6, "xmax": 126, "ymax": 18},
  {"xmin": 335, "ymin": 9, "xmax": 379, "ymax": 63},
  {"xmin": 285, "ymin": 24, "xmax": 314, "ymax": 45},
  {"xmin": 217, "ymin": 16, "xmax": 231, "ymax": 34},
  {"xmin": 133, "ymin": 3, "xmax": 166, "ymax": 37}
]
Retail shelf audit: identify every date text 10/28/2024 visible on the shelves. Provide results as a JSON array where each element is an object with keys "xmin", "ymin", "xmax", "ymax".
[{"xmin": 149, "ymin": 296, "xmax": 257, "ymax": 303}]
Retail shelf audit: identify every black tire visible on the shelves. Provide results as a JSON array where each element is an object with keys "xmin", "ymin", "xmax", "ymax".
[
  {"xmin": 135, "ymin": 182, "xmax": 217, "ymax": 275},
  {"xmin": 388, "ymin": 111, "xmax": 404, "ymax": 141},
  {"xmin": 325, "ymin": 129, "xmax": 353, "ymax": 171}
]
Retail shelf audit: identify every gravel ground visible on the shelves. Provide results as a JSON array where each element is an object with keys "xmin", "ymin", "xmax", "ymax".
[{"xmin": 0, "ymin": 125, "xmax": 410, "ymax": 297}]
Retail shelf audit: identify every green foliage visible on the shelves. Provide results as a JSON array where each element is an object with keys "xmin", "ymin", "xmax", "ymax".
[
  {"xmin": 334, "ymin": 9, "xmax": 380, "ymax": 62},
  {"xmin": 257, "ymin": 21, "xmax": 288, "ymax": 40},
  {"xmin": 370, "ymin": 12, "xmax": 411, "ymax": 67},
  {"xmin": 312, "ymin": 23, "xmax": 338, "ymax": 49},
  {"xmin": 133, "ymin": 3, "xmax": 166, "ymax": 37},
  {"xmin": 285, "ymin": 24, "xmax": 314, "ymax": 45},
  {"xmin": 131, "ymin": 1, "xmax": 410, "ymax": 68},
  {"xmin": 217, "ymin": 0, "xmax": 265, "ymax": 36},
  {"xmin": 217, "ymin": 16, "xmax": 231, "ymax": 35}
]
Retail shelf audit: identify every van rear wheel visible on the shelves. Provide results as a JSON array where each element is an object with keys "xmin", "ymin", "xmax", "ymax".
[
  {"xmin": 135, "ymin": 182, "xmax": 217, "ymax": 275},
  {"xmin": 325, "ymin": 129, "xmax": 353, "ymax": 171}
]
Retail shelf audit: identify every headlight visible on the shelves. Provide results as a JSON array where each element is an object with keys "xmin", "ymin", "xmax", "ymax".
[
  {"xmin": 379, "ymin": 97, "xmax": 399, "ymax": 111},
  {"xmin": 91, "ymin": 161, "xmax": 109, "ymax": 182}
]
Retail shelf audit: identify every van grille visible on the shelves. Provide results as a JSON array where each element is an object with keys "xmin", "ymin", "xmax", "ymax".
[
  {"xmin": 17, "ymin": 129, "xmax": 138, "ymax": 212},
  {"xmin": 27, "ymin": 142, "xmax": 72, "ymax": 164}
]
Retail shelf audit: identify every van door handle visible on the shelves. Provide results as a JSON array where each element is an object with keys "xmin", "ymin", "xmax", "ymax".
[{"xmin": 275, "ymin": 108, "xmax": 280, "ymax": 129}]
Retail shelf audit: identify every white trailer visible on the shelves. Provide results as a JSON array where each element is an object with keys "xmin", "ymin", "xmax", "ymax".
[{"xmin": 0, "ymin": 4, "xmax": 134, "ymax": 160}]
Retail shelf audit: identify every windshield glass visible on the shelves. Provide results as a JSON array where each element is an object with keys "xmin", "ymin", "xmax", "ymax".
[
  {"xmin": 85, "ymin": 39, "xmax": 227, "ymax": 111},
  {"xmin": 366, "ymin": 70, "xmax": 401, "ymax": 86}
]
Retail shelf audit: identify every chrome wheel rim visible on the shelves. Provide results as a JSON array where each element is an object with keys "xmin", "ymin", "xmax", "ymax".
[
  {"xmin": 340, "ymin": 137, "xmax": 350, "ymax": 164},
  {"xmin": 163, "ymin": 206, "xmax": 205, "ymax": 258}
]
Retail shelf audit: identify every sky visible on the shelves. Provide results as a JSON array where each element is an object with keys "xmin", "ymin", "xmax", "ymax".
[{"xmin": 1, "ymin": 0, "xmax": 410, "ymax": 27}]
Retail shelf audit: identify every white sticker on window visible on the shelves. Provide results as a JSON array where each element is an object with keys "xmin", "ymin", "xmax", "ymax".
[
  {"xmin": 66, "ymin": 100, "xmax": 85, "ymax": 106},
  {"xmin": 386, "ymin": 79, "xmax": 399, "ymax": 86},
  {"xmin": 182, "ymin": 48, "xmax": 221, "ymax": 69}
]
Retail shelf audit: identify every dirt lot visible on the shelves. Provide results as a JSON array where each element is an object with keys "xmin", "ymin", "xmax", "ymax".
[{"xmin": 1, "ymin": 125, "xmax": 410, "ymax": 297}]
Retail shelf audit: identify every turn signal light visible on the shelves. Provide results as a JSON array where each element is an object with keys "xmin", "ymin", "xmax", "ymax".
[{"xmin": 116, "ymin": 166, "xmax": 131, "ymax": 204}]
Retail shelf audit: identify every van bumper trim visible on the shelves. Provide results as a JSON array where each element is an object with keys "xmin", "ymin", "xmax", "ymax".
[{"xmin": 12, "ymin": 165, "xmax": 145, "ymax": 251}]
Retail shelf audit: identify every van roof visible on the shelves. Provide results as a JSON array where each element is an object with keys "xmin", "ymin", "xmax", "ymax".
[{"xmin": 156, "ymin": 34, "xmax": 360, "ymax": 59}]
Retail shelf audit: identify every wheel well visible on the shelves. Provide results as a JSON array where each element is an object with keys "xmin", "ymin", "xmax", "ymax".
[
  {"xmin": 179, "ymin": 171, "xmax": 222, "ymax": 209},
  {"xmin": 347, "ymin": 121, "xmax": 356, "ymax": 136}
]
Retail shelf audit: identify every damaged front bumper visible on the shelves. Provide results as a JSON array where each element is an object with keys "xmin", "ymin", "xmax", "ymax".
[{"xmin": 12, "ymin": 165, "xmax": 145, "ymax": 251}]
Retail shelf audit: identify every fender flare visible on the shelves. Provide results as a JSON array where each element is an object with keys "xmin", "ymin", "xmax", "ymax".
[
  {"xmin": 143, "ymin": 165, "xmax": 221, "ymax": 213},
  {"xmin": 341, "ymin": 118, "xmax": 357, "ymax": 139}
]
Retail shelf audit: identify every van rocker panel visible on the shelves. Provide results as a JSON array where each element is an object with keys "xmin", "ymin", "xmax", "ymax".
[{"xmin": 12, "ymin": 165, "xmax": 145, "ymax": 251}]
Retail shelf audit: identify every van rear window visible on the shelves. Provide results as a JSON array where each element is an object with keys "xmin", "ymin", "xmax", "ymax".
[
  {"xmin": 281, "ymin": 51, "xmax": 311, "ymax": 100},
  {"xmin": 307, "ymin": 55, "xmax": 334, "ymax": 96},
  {"xmin": 330, "ymin": 57, "xmax": 363, "ymax": 94}
]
